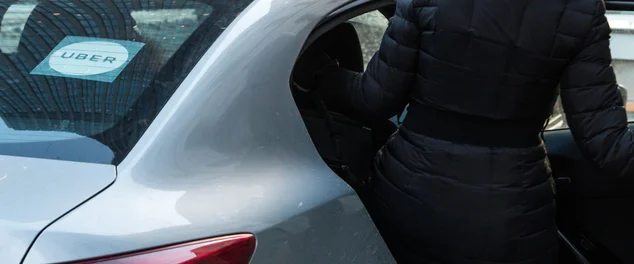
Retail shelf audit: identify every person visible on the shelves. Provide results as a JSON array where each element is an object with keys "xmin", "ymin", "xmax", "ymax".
[{"xmin": 293, "ymin": 0, "xmax": 634, "ymax": 263}]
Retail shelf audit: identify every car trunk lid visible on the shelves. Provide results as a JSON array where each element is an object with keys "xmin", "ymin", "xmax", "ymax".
[{"xmin": 0, "ymin": 155, "xmax": 115, "ymax": 264}]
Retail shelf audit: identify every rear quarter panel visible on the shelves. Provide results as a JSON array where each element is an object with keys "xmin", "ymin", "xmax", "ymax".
[{"xmin": 23, "ymin": 0, "xmax": 395, "ymax": 263}]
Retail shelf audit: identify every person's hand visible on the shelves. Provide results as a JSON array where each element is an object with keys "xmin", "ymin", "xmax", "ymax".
[{"xmin": 293, "ymin": 51, "xmax": 338, "ymax": 92}]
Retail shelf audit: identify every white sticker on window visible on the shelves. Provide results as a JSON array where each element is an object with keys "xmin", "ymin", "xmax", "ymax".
[{"xmin": 31, "ymin": 36, "xmax": 145, "ymax": 83}]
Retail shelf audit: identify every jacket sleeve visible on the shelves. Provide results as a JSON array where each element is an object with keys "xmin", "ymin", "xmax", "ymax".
[
  {"xmin": 320, "ymin": 0, "xmax": 420, "ymax": 120},
  {"xmin": 559, "ymin": 0, "xmax": 634, "ymax": 177}
]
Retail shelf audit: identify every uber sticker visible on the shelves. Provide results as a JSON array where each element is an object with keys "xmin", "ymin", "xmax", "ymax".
[{"xmin": 30, "ymin": 36, "xmax": 145, "ymax": 83}]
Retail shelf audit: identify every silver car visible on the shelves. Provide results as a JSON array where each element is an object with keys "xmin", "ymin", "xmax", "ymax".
[
  {"xmin": 0, "ymin": 0, "xmax": 395, "ymax": 263},
  {"xmin": 1, "ymin": 0, "xmax": 634, "ymax": 263}
]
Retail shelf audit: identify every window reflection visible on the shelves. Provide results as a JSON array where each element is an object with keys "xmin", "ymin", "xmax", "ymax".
[
  {"xmin": 0, "ymin": 0, "xmax": 252, "ymax": 163},
  {"xmin": 0, "ymin": 0, "xmax": 39, "ymax": 54}
]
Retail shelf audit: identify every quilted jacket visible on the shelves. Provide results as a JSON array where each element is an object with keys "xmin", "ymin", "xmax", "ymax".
[{"xmin": 319, "ymin": 0, "xmax": 634, "ymax": 263}]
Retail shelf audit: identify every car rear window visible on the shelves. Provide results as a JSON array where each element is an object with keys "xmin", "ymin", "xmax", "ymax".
[{"xmin": 0, "ymin": 0, "xmax": 253, "ymax": 164}]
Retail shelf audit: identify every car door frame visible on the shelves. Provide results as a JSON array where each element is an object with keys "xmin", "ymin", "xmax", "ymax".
[
  {"xmin": 547, "ymin": 1, "xmax": 634, "ymax": 264},
  {"xmin": 607, "ymin": 0, "xmax": 634, "ymax": 11},
  {"xmin": 298, "ymin": 0, "xmax": 394, "ymax": 58}
]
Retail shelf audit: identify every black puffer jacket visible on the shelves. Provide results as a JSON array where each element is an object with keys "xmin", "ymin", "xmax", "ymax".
[{"xmin": 318, "ymin": 0, "xmax": 634, "ymax": 263}]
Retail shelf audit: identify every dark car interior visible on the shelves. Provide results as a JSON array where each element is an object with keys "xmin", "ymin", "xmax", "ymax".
[
  {"xmin": 290, "ymin": 1, "xmax": 634, "ymax": 264},
  {"xmin": 546, "ymin": 126, "xmax": 634, "ymax": 264},
  {"xmin": 291, "ymin": 21, "xmax": 398, "ymax": 196}
]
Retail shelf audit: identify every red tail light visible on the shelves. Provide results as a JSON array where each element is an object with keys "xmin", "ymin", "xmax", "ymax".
[{"xmin": 68, "ymin": 233, "xmax": 256, "ymax": 264}]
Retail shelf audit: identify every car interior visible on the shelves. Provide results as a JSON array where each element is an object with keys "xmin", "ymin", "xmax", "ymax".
[
  {"xmin": 291, "ymin": 22, "xmax": 397, "ymax": 196},
  {"xmin": 290, "ymin": 2, "xmax": 634, "ymax": 264}
]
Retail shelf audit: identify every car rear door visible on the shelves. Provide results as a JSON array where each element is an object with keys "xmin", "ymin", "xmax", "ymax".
[{"xmin": 545, "ymin": 1, "xmax": 634, "ymax": 263}]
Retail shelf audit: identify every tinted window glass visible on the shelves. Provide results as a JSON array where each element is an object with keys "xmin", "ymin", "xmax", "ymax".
[
  {"xmin": 348, "ymin": 10, "xmax": 388, "ymax": 69},
  {"xmin": 0, "ymin": 0, "xmax": 252, "ymax": 164}
]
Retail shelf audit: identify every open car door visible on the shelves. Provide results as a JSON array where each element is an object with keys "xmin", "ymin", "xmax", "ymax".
[{"xmin": 547, "ymin": 1, "xmax": 634, "ymax": 263}]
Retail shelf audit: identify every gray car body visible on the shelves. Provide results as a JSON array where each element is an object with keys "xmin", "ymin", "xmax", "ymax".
[{"xmin": 0, "ymin": 0, "xmax": 396, "ymax": 263}]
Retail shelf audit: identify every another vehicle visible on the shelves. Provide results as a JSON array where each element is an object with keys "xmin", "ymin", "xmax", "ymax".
[{"xmin": 0, "ymin": 0, "xmax": 633, "ymax": 264}]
